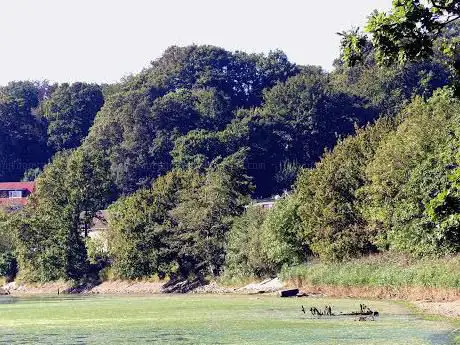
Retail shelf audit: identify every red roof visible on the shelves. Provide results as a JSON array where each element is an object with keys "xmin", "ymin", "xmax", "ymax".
[
  {"xmin": 0, "ymin": 182, "xmax": 36, "ymax": 207},
  {"xmin": 0, "ymin": 182, "xmax": 35, "ymax": 193}
]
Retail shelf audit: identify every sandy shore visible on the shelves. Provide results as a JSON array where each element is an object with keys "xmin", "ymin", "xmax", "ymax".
[
  {"xmin": 2, "ymin": 281, "xmax": 71, "ymax": 295},
  {"xmin": 413, "ymin": 300, "xmax": 460, "ymax": 318},
  {"xmin": 90, "ymin": 280, "xmax": 163, "ymax": 294},
  {"xmin": 2, "ymin": 280, "xmax": 164, "ymax": 295}
]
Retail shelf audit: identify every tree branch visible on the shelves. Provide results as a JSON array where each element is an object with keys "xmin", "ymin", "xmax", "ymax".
[{"xmin": 442, "ymin": 15, "xmax": 460, "ymax": 26}]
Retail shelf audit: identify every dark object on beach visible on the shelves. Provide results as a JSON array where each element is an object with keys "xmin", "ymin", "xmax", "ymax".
[
  {"xmin": 339, "ymin": 303, "xmax": 379, "ymax": 316},
  {"xmin": 357, "ymin": 304, "xmax": 379, "ymax": 317},
  {"xmin": 308, "ymin": 303, "xmax": 379, "ymax": 319},
  {"xmin": 324, "ymin": 305, "xmax": 332, "ymax": 316},
  {"xmin": 301, "ymin": 305, "xmax": 306, "ymax": 314},
  {"xmin": 310, "ymin": 307, "xmax": 322, "ymax": 316},
  {"xmin": 279, "ymin": 288, "xmax": 299, "ymax": 297},
  {"xmin": 309, "ymin": 305, "xmax": 333, "ymax": 316},
  {"xmin": 360, "ymin": 304, "xmax": 369, "ymax": 313}
]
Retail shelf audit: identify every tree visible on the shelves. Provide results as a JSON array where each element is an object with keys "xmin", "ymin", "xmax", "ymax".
[
  {"xmin": 247, "ymin": 72, "xmax": 376, "ymax": 195},
  {"xmin": 259, "ymin": 194, "xmax": 307, "ymax": 268},
  {"xmin": 85, "ymin": 89, "xmax": 168, "ymax": 194},
  {"xmin": 108, "ymin": 151, "xmax": 252, "ymax": 279},
  {"xmin": 224, "ymin": 193, "xmax": 308, "ymax": 278},
  {"xmin": 224, "ymin": 206, "xmax": 270, "ymax": 278},
  {"xmin": 295, "ymin": 117, "xmax": 395, "ymax": 261},
  {"xmin": 84, "ymin": 46, "xmax": 300, "ymax": 196},
  {"xmin": 43, "ymin": 82, "xmax": 104, "ymax": 152},
  {"xmin": 22, "ymin": 168, "xmax": 41, "ymax": 181},
  {"xmin": 108, "ymin": 171, "xmax": 184, "ymax": 279},
  {"xmin": 82, "ymin": 44, "xmax": 446, "ymax": 200},
  {"xmin": 425, "ymin": 167, "xmax": 460, "ymax": 253},
  {"xmin": 331, "ymin": 56, "xmax": 451, "ymax": 116},
  {"xmin": 247, "ymin": 72, "xmax": 375, "ymax": 195},
  {"xmin": 140, "ymin": 45, "xmax": 298, "ymax": 108},
  {"xmin": 0, "ymin": 82, "xmax": 50, "ymax": 181},
  {"xmin": 361, "ymin": 89, "xmax": 460, "ymax": 255},
  {"xmin": 14, "ymin": 149, "xmax": 115, "ymax": 282},
  {"xmin": 365, "ymin": 1, "xmax": 459, "ymax": 66},
  {"xmin": 168, "ymin": 151, "xmax": 252, "ymax": 277},
  {"xmin": 172, "ymin": 71, "xmax": 377, "ymax": 197},
  {"xmin": 340, "ymin": 1, "xmax": 460, "ymax": 94}
]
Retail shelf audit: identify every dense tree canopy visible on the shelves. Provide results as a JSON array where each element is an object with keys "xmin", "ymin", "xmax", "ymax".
[
  {"xmin": 291, "ymin": 89, "xmax": 460, "ymax": 260},
  {"xmin": 43, "ymin": 82, "xmax": 104, "ymax": 151},
  {"xmin": 0, "ymin": 82, "xmax": 51, "ymax": 181},
  {"xmin": 0, "ymin": 43, "xmax": 450, "ymax": 196},
  {"xmin": 171, "ymin": 71, "xmax": 379, "ymax": 196},
  {"xmin": 225, "ymin": 193, "xmax": 306, "ymax": 278},
  {"xmin": 83, "ymin": 46, "xmax": 302, "ymax": 196},
  {"xmin": 2, "ymin": 38, "xmax": 458, "ymax": 283},
  {"xmin": 14, "ymin": 149, "xmax": 115, "ymax": 282},
  {"xmin": 296, "ymin": 117, "xmax": 396, "ymax": 261},
  {"xmin": 361, "ymin": 90, "xmax": 460, "ymax": 255},
  {"xmin": 108, "ymin": 151, "xmax": 251, "ymax": 279}
]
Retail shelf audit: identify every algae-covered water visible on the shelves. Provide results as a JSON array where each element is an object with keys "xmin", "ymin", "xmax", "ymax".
[{"xmin": 0, "ymin": 294, "xmax": 456, "ymax": 344}]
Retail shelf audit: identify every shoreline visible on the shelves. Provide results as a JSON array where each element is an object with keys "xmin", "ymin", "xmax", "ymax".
[{"xmin": 2, "ymin": 278, "xmax": 459, "ymax": 318}]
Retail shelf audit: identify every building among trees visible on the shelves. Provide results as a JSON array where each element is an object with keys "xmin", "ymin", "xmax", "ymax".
[{"xmin": 0, "ymin": 182, "xmax": 35, "ymax": 209}]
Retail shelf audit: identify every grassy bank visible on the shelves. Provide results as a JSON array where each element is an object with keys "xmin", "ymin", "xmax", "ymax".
[{"xmin": 280, "ymin": 255, "xmax": 460, "ymax": 301}]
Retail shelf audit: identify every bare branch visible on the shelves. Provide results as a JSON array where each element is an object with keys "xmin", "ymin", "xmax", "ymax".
[{"xmin": 443, "ymin": 15, "xmax": 460, "ymax": 26}]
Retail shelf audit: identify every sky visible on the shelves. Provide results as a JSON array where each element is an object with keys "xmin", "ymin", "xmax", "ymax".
[{"xmin": 0, "ymin": 0, "xmax": 391, "ymax": 86}]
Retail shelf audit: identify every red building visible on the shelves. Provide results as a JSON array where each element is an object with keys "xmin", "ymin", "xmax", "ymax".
[{"xmin": 0, "ymin": 182, "xmax": 36, "ymax": 208}]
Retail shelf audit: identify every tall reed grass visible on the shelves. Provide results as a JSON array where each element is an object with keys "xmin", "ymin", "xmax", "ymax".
[{"xmin": 280, "ymin": 254, "xmax": 460, "ymax": 289}]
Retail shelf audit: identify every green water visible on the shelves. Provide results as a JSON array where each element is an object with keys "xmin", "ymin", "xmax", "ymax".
[{"xmin": 0, "ymin": 294, "xmax": 455, "ymax": 344}]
